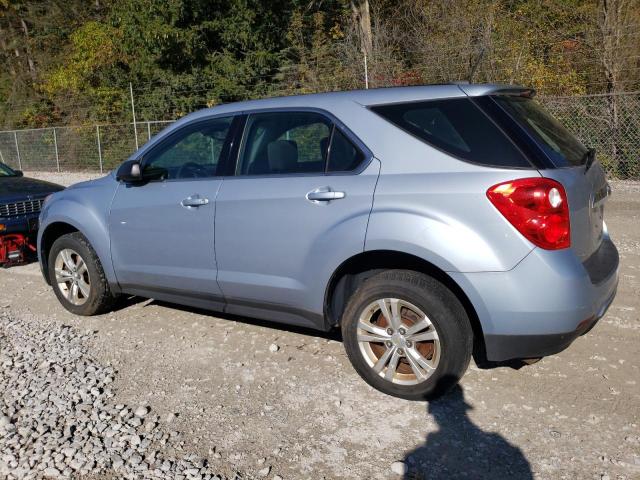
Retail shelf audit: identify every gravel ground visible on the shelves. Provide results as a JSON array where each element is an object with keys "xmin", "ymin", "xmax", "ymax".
[
  {"xmin": 26, "ymin": 171, "xmax": 107, "ymax": 187},
  {"xmin": 0, "ymin": 172, "xmax": 639, "ymax": 479},
  {"xmin": 0, "ymin": 314, "xmax": 232, "ymax": 480}
]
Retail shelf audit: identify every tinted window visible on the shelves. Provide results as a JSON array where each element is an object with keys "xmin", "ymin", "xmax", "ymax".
[
  {"xmin": 327, "ymin": 129, "xmax": 364, "ymax": 172},
  {"xmin": 371, "ymin": 98, "xmax": 531, "ymax": 168},
  {"xmin": 144, "ymin": 117, "xmax": 232, "ymax": 180},
  {"xmin": 238, "ymin": 112, "xmax": 331, "ymax": 175},
  {"xmin": 0, "ymin": 162, "xmax": 16, "ymax": 177},
  {"xmin": 493, "ymin": 96, "xmax": 588, "ymax": 167}
]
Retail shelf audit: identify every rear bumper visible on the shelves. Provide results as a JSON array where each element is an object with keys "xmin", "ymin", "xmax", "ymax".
[
  {"xmin": 483, "ymin": 282, "xmax": 616, "ymax": 360},
  {"xmin": 451, "ymin": 236, "xmax": 619, "ymax": 362}
]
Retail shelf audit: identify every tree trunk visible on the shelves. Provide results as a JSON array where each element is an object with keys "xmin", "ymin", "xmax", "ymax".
[
  {"xmin": 19, "ymin": 17, "xmax": 37, "ymax": 82},
  {"xmin": 351, "ymin": 0, "xmax": 373, "ymax": 59},
  {"xmin": 599, "ymin": 0, "xmax": 629, "ymax": 175}
]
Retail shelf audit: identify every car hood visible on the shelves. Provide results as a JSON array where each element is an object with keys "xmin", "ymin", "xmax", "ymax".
[
  {"xmin": 0, "ymin": 176, "xmax": 64, "ymax": 203},
  {"xmin": 64, "ymin": 172, "xmax": 113, "ymax": 191}
]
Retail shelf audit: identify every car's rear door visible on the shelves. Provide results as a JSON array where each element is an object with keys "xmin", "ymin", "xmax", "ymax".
[
  {"xmin": 214, "ymin": 110, "xmax": 380, "ymax": 328},
  {"xmin": 109, "ymin": 116, "xmax": 237, "ymax": 307}
]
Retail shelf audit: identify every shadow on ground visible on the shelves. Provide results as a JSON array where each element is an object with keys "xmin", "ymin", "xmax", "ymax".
[
  {"xmin": 404, "ymin": 384, "xmax": 533, "ymax": 479},
  {"xmin": 148, "ymin": 299, "xmax": 343, "ymax": 342}
]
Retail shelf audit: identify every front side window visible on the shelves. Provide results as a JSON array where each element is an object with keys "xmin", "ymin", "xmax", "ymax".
[
  {"xmin": 237, "ymin": 112, "xmax": 332, "ymax": 175},
  {"xmin": 143, "ymin": 116, "xmax": 233, "ymax": 180},
  {"xmin": 371, "ymin": 98, "xmax": 531, "ymax": 168},
  {"xmin": 492, "ymin": 96, "xmax": 588, "ymax": 167}
]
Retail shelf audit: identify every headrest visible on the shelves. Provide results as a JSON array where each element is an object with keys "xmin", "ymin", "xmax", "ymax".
[{"xmin": 267, "ymin": 140, "xmax": 298, "ymax": 173}]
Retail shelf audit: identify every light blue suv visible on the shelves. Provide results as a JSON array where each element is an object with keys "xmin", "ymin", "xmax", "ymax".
[{"xmin": 38, "ymin": 84, "xmax": 618, "ymax": 400}]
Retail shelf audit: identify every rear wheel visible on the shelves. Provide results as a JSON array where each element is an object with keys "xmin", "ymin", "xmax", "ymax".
[
  {"xmin": 341, "ymin": 270, "xmax": 472, "ymax": 400},
  {"xmin": 48, "ymin": 232, "xmax": 117, "ymax": 315}
]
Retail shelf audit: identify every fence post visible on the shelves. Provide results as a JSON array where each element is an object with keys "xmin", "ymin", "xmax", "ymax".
[
  {"xmin": 52, "ymin": 128, "xmax": 60, "ymax": 173},
  {"xmin": 13, "ymin": 131, "xmax": 22, "ymax": 170},
  {"xmin": 363, "ymin": 52, "xmax": 369, "ymax": 89},
  {"xmin": 130, "ymin": 82, "xmax": 139, "ymax": 150},
  {"xmin": 147, "ymin": 121, "xmax": 151, "ymax": 142},
  {"xmin": 96, "ymin": 125, "xmax": 104, "ymax": 174}
]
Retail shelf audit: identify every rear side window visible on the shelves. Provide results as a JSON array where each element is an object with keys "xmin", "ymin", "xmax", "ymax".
[
  {"xmin": 492, "ymin": 96, "xmax": 588, "ymax": 167},
  {"xmin": 371, "ymin": 98, "xmax": 531, "ymax": 168}
]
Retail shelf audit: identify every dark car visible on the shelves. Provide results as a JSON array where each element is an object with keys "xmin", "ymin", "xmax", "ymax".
[{"xmin": 0, "ymin": 162, "xmax": 63, "ymax": 266}]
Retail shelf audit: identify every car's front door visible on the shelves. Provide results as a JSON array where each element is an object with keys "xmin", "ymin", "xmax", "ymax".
[
  {"xmin": 109, "ymin": 116, "xmax": 235, "ymax": 307},
  {"xmin": 214, "ymin": 111, "xmax": 380, "ymax": 328}
]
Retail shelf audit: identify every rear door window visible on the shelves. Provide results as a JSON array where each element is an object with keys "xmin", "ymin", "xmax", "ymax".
[
  {"xmin": 371, "ymin": 98, "xmax": 532, "ymax": 168},
  {"xmin": 327, "ymin": 129, "xmax": 364, "ymax": 172},
  {"xmin": 237, "ymin": 112, "xmax": 331, "ymax": 175},
  {"xmin": 492, "ymin": 96, "xmax": 588, "ymax": 167},
  {"xmin": 236, "ymin": 111, "xmax": 366, "ymax": 175}
]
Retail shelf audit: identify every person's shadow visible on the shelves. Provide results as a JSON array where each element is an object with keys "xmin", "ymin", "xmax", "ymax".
[{"xmin": 403, "ymin": 384, "xmax": 533, "ymax": 479}]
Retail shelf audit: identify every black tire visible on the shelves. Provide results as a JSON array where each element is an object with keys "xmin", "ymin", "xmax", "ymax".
[
  {"xmin": 341, "ymin": 270, "xmax": 473, "ymax": 401},
  {"xmin": 48, "ymin": 232, "xmax": 117, "ymax": 316}
]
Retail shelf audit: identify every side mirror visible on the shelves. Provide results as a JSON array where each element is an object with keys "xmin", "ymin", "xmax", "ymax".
[
  {"xmin": 116, "ymin": 160, "xmax": 143, "ymax": 183},
  {"xmin": 14, "ymin": 170, "xmax": 24, "ymax": 177}
]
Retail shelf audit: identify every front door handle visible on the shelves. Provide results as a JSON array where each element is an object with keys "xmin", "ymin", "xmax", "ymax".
[
  {"xmin": 306, "ymin": 187, "xmax": 346, "ymax": 203},
  {"xmin": 181, "ymin": 195, "xmax": 209, "ymax": 208}
]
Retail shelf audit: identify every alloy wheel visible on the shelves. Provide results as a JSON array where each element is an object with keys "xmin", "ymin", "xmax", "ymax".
[
  {"xmin": 357, "ymin": 298, "xmax": 441, "ymax": 385},
  {"xmin": 54, "ymin": 248, "xmax": 91, "ymax": 306}
]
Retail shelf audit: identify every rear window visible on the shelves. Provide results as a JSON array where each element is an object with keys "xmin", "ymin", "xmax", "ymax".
[
  {"xmin": 492, "ymin": 96, "xmax": 588, "ymax": 167},
  {"xmin": 370, "ymin": 98, "xmax": 531, "ymax": 168}
]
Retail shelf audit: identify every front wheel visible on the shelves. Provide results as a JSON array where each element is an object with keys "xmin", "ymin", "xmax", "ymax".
[
  {"xmin": 48, "ymin": 232, "xmax": 117, "ymax": 316},
  {"xmin": 341, "ymin": 270, "xmax": 473, "ymax": 400}
]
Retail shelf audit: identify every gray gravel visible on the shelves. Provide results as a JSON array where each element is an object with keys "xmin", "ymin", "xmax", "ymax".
[
  {"xmin": 24, "ymin": 171, "xmax": 107, "ymax": 187},
  {"xmin": 0, "ymin": 312, "xmax": 243, "ymax": 480}
]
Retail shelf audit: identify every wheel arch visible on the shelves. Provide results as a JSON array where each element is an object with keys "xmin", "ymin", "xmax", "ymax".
[
  {"xmin": 39, "ymin": 221, "xmax": 81, "ymax": 284},
  {"xmin": 324, "ymin": 249, "xmax": 487, "ymax": 362},
  {"xmin": 38, "ymin": 215, "xmax": 118, "ymax": 292}
]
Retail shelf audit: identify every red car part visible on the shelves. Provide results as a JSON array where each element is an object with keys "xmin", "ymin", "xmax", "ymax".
[
  {"xmin": 487, "ymin": 177, "xmax": 571, "ymax": 250},
  {"xmin": 0, "ymin": 234, "xmax": 36, "ymax": 267}
]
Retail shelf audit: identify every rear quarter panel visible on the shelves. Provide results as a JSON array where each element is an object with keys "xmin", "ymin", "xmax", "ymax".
[
  {"xmin": 365, "ymin": 155, "xmax": 539, "ymax": 273},
  {"xmin": 321, "ymin": 98, "xmax": 538, "ymax": 273}
]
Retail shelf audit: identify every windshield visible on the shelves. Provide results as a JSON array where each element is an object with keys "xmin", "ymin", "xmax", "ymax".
[
  {"xmin": 492, "ymin": 96, "xmax": 589, "ymax": 167},
  {"xmin": 0, "ymin": 162, "xmax": 16, "ymax": 177}
]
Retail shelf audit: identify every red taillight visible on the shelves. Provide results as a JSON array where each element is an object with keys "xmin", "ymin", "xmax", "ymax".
[{"xmin": 487, "ymin": 177, "xmax": 570, "ymax": 250}]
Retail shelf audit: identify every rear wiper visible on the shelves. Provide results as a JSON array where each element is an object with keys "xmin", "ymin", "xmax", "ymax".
[{"xmin": 583, "ymin": 148, "xmax": 596, "ymax": 173}]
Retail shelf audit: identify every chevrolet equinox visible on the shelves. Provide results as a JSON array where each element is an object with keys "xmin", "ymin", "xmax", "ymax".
[{"xmin": 38, "ymin": 84, "xmax": 619, "ymax": 400}]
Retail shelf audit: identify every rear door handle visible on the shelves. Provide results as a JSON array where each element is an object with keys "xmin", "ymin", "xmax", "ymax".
[
  {"xmin": 181, "ymin": 195, "xmax": 209, "ymax": 208},
  {"xmin": 306, "ymin": 187, "xmax": 346, "ymax": 203}
]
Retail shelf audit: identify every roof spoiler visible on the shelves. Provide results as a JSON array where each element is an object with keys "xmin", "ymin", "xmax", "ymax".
[{"xmin": 457, "ymin": 84, "xmax": 536, "ymax": 98}]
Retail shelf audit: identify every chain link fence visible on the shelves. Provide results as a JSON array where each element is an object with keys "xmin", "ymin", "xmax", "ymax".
[
  {"xmin": 0, "ymin": 121, "xmax": 172, "ymax": 173},
  {"xmin": 540, "ymin": 92, "xmax": 640, "ymax": 179},
  {"xmin": 0, "ymin": 93, "xmax": 638, "ymax": 179}
]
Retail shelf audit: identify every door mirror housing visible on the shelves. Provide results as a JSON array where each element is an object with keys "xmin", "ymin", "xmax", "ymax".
[
  {"xmin": 116, "ymin": 160, "xmax": 143, "ymax": 183},
  {"xmin": 117, "ymin": 159, "xmax": 167, "ymax": 183},
  {"xmin": 13, "ymin": 170, "xmax": 24, "ymax": 177}
]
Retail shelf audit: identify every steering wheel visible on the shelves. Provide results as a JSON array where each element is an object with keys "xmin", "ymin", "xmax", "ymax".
[{"xmin": 177, "ymin": 162, "xmax": 209, "ymax": 179}]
